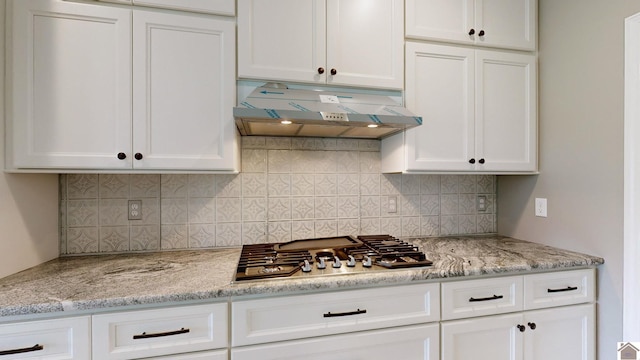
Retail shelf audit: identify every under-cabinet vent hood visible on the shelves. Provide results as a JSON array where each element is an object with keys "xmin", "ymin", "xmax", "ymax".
[{"xmin": 234, "ymin": 84, "xmax": 422, "ymax": 139}]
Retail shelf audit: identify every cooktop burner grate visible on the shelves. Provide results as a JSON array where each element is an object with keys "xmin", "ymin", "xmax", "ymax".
[{"xmin": 234, "ymin": 235, "xmax": 432, "ymax": 282}]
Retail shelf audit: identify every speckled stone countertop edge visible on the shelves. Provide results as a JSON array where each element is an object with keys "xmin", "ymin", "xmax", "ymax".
[{"xmin": 0, "ymin": 235, "xmax": 605, "ymax": 320}]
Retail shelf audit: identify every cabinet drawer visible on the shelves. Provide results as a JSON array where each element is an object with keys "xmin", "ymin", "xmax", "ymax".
[
  {"xmin": 92, "ymin": 303, "xmax": 228, "ymax": 360},
  {"xmin": 231, "ymin": 283, "xmax": 440, "ymax": 346},
  {"xmin": 0, "ymin": 316, "xmax": 90, "ymax": 360},
  {"xmin": 441, "ymin": 276, "xmax": 523, "ymax": 320},
  {"xmin": 524, "ymin": 269, "xmax": 595, "ymax": 310}
]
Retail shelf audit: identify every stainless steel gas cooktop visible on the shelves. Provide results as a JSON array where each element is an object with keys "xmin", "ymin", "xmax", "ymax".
[{"xmin": 233, "ymin": 235, "xmax": 433, "ymax": 282}]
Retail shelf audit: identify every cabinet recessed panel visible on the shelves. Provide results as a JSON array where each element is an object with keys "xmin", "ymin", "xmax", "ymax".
[
  {"xmin": 442, "ymin": 313, "xmax": 523, "ymax": 360},
  {"xmin": 237, "ymin": 0, "xmax": 326, "ymax": 83},
  {"xmin": 476, "ymin": 0, "xmax": 536, "ymax": 50},
  {"xmin": 232, "ymin": 323, "xmax": 439, "ymax": 360},
  {"xmin": 406, "ymin": 0, "xmax": 473, "ymax": 44},
  {"xmin": 10, "ymin": 1, "xmax": 132, "ymax": 169},
  {"xmin": 134, "ymin": 0, "xmax": 236, "ymax": 15},
  {"xmin": 524, "ymin": 304, "xmax": 595, "ymax": 360},
  {"xmin": 405, "ymin": 43, "xmax": 475, "ymax": 171},
  {"xmin": 476, "ymin": 51, "xmax": 536, "ymax": 171},
  {"xmin": 133, "ymin": 11, "xmax": 237, "ymax": 170},
  {"xmin": 326, "ymin": 0, "xmax": 404, "ymax": 89}
]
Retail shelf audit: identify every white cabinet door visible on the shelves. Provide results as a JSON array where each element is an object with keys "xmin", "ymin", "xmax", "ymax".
[
  {"xmin": 441, "ymin": 305, "xmax": 594, "ymax": 360},
  {"xmin": 133, "ymin": 0, "xmax": 235, "ymax": 15},
  {"xmin": 441, "ymin": 313, "xmax": 525, "ymax": 360},
  {"xmin": 237, "ymin": 0, "xmax": 326, "ymax": 84},
  {"xmin": 402, "ymin": 42, "xmax": 475, "ymax": 172},
  {"xmin": 232, "ymin": 323, "xmax": 439, "ymax": 360},
  {"xmin": 406, "ymin": 0, "xmax": 474, "ymax": 45},
  {"xmin": 475, "ymin": 50, "xmax": 537, "ymax": 172},
  {"xmin": 8, "ymin": 0, "xmax": 132, "ymax": 169},
  {"xmin": 475, "ymin": 0, "xmax": 536, "ymax": 51},
  {"xmin": 406, "ymin": 0, "xmax": 536, "ymax": 51},
  {"xmin": 132, "ymin": 10, "xmax": 238, "ymax": 171},
  {"xmin": 381, "ymin": 42, "xmax": 537, "ymax": 173},
  {"xmin": 136, "ymin": 349, "xmax": 228, "ymax": 360},
  {"xmin": 0, "ymin": 316, "xmax": 91, "ymax": 360},
  {"xmin": 524, "ymin": 304, "xmax": 595, "ymax": 360},
  {"xmin": 325, "ymin": 0, "xmax": 404, "ymax": 89},
  {"xmin": 237, "ymin": 0, "xmax": 403, "ymax": 89},
  {"xmin": 8, "ymin": 1, "xmax": 239, "ymax": 172}
]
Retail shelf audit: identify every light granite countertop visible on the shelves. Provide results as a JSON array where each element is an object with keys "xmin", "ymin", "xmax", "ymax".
[{"xmin": 0, "ymin": 235, "xmax": 604, "ymax": 319}]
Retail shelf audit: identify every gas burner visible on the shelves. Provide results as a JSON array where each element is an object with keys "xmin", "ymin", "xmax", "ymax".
[{"xmin": 234, "ymin": 235, "xmax": 432, "ymax": 282}]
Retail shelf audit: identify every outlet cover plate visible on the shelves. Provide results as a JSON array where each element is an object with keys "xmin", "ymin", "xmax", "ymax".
[
  {"xmin": 535, "ymin": 198, "xmax": 547, "ymax": 217},
  {"xmin": 128, "ymin": 200, "xmax": 142, "ymax": 220}
]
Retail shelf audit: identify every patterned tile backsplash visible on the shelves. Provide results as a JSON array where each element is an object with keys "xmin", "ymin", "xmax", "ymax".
[{"xmin": 59, "ymin": 137, "xmax": 496, "ymax": 255}]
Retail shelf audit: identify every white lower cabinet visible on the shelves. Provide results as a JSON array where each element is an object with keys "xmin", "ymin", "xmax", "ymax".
[
  {"xmin": 442, "ymin": 313, "xmax": 524, "ymax": 360},
  {"xmin": 143, "ymin": 349, "xmax": 228, "ymax": 359},
  {"xmin": 231, "ymin": 323, "xmax": 440, "ymax": 360},
  {"xmin": 231, "ymin": 283, "xmax": 440, "ymax": 359},
  {"xmin": 442, "ymin": 304, "xmax": 594, "ymax": 360},
  {"xmin": 92, "ymin": 303, "xmax": 228, "ymax": 360},
  {"xmin": 0, "ymin": 269, "xmax": 597, "ymax": 360},
  {"xmin": 524, "ymin": 304, "xmax": 594, "ymax": 360},
  {"xmin": 0, "ymin": 316, "xmax": 90, "ymax": 359},
  {"xmin": 441, "ymin": 269, "xmax": 596, "ymax": 360}
]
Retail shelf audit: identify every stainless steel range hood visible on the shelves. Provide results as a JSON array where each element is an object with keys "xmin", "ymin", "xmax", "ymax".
[{"xmin": 234, "ymin": 84, "xmax": 422, "ymax": 139}]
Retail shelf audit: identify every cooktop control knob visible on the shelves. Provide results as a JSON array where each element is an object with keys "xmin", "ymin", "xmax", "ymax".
[
  {"xmin": 363, "ymin": 256, "xmax": 373, "ymax": 268},
  {"xmin": 317, "ymin": 257, "xmax": 327, "ymax": 269},
  {"xmin": 301, "ymin": 260, "xmax": 312, "ymax": 272},
  {"xmin": 332, "ymin": 256, "xmax": 342, "ymax": 268},
  {"xmin": 347, "ymin": 255, "xmax": 356, "ymax": 267}
]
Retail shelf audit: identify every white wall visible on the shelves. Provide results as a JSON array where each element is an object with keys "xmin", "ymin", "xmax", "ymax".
[
  {"xmin": 498, "ymin": 1, "xmax": 640, "ymax": 358},
  {"xmin": 0, "ymin": 0, "xmax": 59, "ymax": 279}
]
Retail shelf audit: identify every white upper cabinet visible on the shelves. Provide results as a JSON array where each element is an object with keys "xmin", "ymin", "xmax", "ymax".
[
  {"xmin": 97, "ymin": 0, "xmax": 235, "ymax": 15},
  {"xmin": 381, "ymin": 42, "xmax": 537, "ymax": 173},
  {"xmin": 132, "ymin": 10, "xmax": 238, "ymax": 171},
  {"xmin": 406, "ymin": 0, "xmax": 536, "ymax": 51},
  {"xmin": 7, "ymin": 0, "xmax": 239, "ymax": 172},
  {"xmin": 7, "ymin": 0, "xmax": 132, "ymax": 170},
  {"xmin": 237, "ymin": 0, "xmax": 404, "ymax": 89}
]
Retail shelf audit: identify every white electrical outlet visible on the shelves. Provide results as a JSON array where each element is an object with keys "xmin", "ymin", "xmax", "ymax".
[
  {"xmin": 388, "ymin": 196, "xmax": 397, "ymax": 213},
  {"xmin": 128, "ymin": 200, "xmax": 142, "ymax": 220},
  {"xmin": 535, "ymin": 198, "xmax": 547, "ymax": 217},
  {"xmin": 477, "ymin": 195, "xmax": 487, "ymax": 212}
]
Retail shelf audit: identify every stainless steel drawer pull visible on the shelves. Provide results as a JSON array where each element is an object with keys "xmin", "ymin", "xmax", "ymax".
[
  {"xmin": 0, "ymin": 344, "xmax": 44, "ymax": 356},
  {"xmin": 323, "ymin": 309, "xmax": 367, "ymax": 318},
  {"xmin": 133, "ymin": 327, "xmax": 190, "ymax": 340},
  {"xmin": 547, "ymin": 286, "xmax": 578, "ymax": 293},
  {"xmin": 469, "ymin": 294, "xmax": 504, "ymax": 302}
]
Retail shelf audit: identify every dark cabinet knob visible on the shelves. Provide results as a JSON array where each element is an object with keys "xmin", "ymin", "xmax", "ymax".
[
  {"xmin": 469, "ymin": 158, "xmax": 476, "ymax": 164},
  {"xmin": 134, "ymin": 153, "xmax": 143, "ymax": 160},
  {"xmin": 317, "ymin": 67, "xmax": 325, "ymax": 74},
  {"xmin": 468, "ymin": 29, "xmax": 475, "ymax": 35},
  {"xmin": 479, "ymin": 158, "xmax": 485, "ymax": 164},
  {"xmin": 479, "ymin": 30, "xmax": 485, "ymax": 36},
  {"xmin": 330, "ymin": 68, "xmax": 337, "ymax": 76},
  {"xmin": 528, "ymin": 322, "xmax": 537, "ymax": 330},
  {"xmin": 117, "ymin": 152, "xmax": 126, "ymax": 160},
  {"xmin": 517, "ymin": 324, "xmax": 526, "ymax": 332}
]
